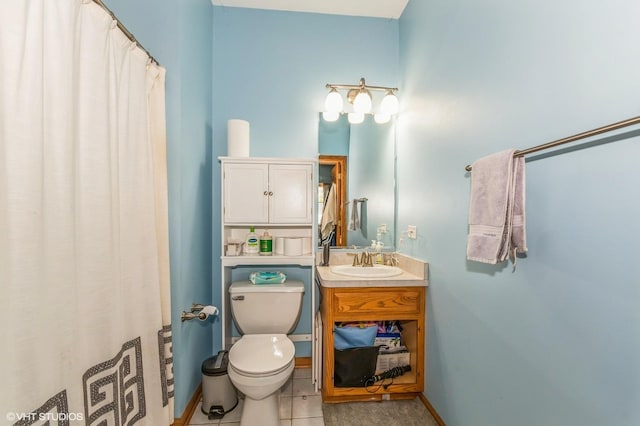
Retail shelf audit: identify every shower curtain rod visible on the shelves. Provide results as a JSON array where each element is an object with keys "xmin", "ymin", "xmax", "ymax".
[
  {"xmin": 92, "ymin": 0, "xmax": 159, "ymax": 66},
  {"xmin": 464, "ymin": 115, "xmax": 640, "ymax": 171}
]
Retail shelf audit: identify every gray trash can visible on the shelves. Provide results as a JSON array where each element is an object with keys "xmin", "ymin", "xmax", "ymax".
[{"xmin": 201, "ymin": 350, "xmax": 238, "ymax": 420}]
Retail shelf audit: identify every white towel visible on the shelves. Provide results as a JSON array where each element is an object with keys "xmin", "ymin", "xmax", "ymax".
[
  {"xmin": 348, "ymin": 199, "xmax": 359, "ymax": 231},
  {"xmin": 321, "ymin": 183, "xmax": 337, "ymax": 241},
  {"xmin": 510, "ymin": 156, "xmax": 527, "ymax": 257},
  {"xmin": 467, "ymin": 149, "xmax": 527, "ymax": 264}
]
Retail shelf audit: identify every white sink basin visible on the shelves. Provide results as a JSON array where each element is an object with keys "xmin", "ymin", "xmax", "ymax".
[{"xmin": 330, "ymin": 264, "xmax": 403, "ymax": 278}]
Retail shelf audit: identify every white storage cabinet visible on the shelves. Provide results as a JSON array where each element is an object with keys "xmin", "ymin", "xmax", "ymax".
[
  {"xmin": 223, "ymin": 162, "xmax": 313, "ymax": 224},
  {"xmin": 219, "ymin": 157, "xmax": 317, "ymax": 373}
]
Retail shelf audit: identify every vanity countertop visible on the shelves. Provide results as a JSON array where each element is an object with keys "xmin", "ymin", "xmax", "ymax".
[{"xmin": 316, "ymin": 253, "xmax": 428, "ymax": 288}]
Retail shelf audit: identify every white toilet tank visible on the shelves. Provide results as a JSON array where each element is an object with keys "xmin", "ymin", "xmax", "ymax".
[{"xmin": 229, "ymin": 280, "xmax": 305, "ymax": 334}]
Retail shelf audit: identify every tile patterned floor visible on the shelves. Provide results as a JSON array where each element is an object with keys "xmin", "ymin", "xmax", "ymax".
[{"xmin": 189, "ymin": 368, "xmax": 324, "ymax": 426}]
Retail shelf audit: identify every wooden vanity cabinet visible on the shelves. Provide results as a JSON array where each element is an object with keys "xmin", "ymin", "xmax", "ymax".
[{"xmin": 320, "ymin": 285, "xmax": 425, "ymax": 402}]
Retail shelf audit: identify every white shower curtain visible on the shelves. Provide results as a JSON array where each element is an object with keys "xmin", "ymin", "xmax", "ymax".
[{"xmin": 0, "ymin": 1, "xmax": 173, "ymax": 425}]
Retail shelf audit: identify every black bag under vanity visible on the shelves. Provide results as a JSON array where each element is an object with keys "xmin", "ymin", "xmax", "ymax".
[{"xmin": 333, "ymin": 346, "xmax": 380, "ymax": 387}]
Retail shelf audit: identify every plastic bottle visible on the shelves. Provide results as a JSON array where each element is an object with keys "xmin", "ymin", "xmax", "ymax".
[
  {"xmin": 245, "ymin": 227, "xmax": 259, "ymax": 254},
  {"xmin": 259, "ymin": 230, "xmax": 273, "ymax": 256},
  {"xmin": 375, "ymin": 241, "xmax": 384, "ymax": 265}
]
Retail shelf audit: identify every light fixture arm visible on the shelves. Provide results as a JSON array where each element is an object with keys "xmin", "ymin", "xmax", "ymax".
[
  {"xmin": 325, "ymin": 77, "xmax": 398, "ymax": 94},
  {"xmin": 323, "ymin": 77, "xmax": 399, "ymax": 123}
]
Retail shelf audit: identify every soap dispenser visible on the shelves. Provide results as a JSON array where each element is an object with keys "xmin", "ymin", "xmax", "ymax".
[
  {"xmin": 375, "ymin": 241, "xmax": 384, "ymax": 265},
  {"xmin": 245, "ymin": 227, "xmax": 259, "ymax": 254}
]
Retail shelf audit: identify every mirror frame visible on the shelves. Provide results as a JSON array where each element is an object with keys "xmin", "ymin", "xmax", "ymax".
[{"xmin": 318, "ymin": 155, "xmax": 347, "ymax": 246}]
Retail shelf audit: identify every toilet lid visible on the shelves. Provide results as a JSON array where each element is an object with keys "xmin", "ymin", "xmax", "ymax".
[{"xmin": 230, "ymin": 334, "xmax": 294, "ymax": 376}]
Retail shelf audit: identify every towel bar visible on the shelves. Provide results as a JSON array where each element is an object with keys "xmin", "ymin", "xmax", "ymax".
[{"xmin": 465, "ymin": 115, "xmax": 640, "ymax": 171}]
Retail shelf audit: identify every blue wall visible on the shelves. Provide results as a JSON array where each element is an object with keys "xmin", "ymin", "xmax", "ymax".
[
  {"xmin": 398, "ymin": 1, "xmax": 640, "ymax": 425},
  {"xmin": 104, "ymin": 0, "xmax": 213, "ymax": 417},
  {"xmin": 211, "ymin": 7, "xmax": 399, "ymax": 356}
]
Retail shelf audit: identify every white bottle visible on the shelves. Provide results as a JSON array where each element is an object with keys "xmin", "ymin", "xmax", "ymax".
[{"xmin": 245, "ymin": 227, "xmax": 259, "ymax": 254}]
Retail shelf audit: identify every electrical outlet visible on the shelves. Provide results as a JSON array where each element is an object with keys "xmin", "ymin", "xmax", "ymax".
[{"xmin": 407, "ymin": 225, "xmax": 417, "ymax": 239}]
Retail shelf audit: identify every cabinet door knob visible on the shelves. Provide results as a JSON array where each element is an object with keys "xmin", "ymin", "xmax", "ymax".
[
  {"xmin": 264, "ymin": 191, "xmax": 268, "ymax": 196},
  {"xmin": 268, "ymin": 191, "xmax": 273, "ymax": 196}
]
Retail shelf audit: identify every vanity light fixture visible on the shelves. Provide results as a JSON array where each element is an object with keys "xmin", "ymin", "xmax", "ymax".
[
  {"xmin": 324, "ymin": 88, "xmax": 343, "ymax": 112},
  {"xmin": 352, "ymin": 89, "xmax": 372, "ymax": 114},
  {"xmin": 322, "ymin": 110, "xmax": 340, "ymax": 122},
  {"xmin": 324, "ymin": 77, "xmax": 399, "ymax": 124},
  {"xmin": 374, "ymin": 113, "xmax": 391, "ymax": 124},
  {"xmin": 348, "ymin": 112, "xmax": 365, "ymax": 124},
  {"xmin": 380, "ymin": 89, "xmax": 399, "ymax": 115}
]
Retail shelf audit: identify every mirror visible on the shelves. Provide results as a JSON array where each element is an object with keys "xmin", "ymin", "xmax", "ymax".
[{"xmin": 318, "ymin": 113, "xmax": 396, "ymax": 249}]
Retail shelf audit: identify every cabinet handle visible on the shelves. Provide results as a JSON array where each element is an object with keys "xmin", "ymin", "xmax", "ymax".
[
  {"xmin": 268, "ymin": 191, "xmax": 273, "ymax": 196},
  {"xmin": 231, "ymin": 295, "xmax": 244, "ymax": 301},
  {"xmin": 264, "ymin": 191, "xmax": 268, "ymax": 196}
]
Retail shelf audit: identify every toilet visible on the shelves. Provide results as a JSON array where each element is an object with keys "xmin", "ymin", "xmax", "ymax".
[{"xmin": 227, "ymin": 280, "xmax": 305, "ymax": 426}]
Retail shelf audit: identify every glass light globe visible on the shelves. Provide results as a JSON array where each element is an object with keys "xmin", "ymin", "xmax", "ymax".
[
  {"xmin": 322, "ymin": 110, "xmax": 340, "ymax": 122},
  {"xmin": 347, "ymin": 112, "xmax": 364, "ymax": 124},
  {"xmin": 380, "ymin": 92, "xmax": 399, "ymax": 115},
  {"xmin": 374, "ymin": 113, "xmax": 391, "ymax": 124},
  {"xmin": 353, "ymin": 91, "xmax": 372, "ymax": 114},
  {"xmin": 324, "ymin": 89, "xmax": 343, "ymax": 113}
]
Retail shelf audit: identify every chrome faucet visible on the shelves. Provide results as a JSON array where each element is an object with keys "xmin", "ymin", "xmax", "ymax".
[
  {"xmin": 351, "ymin": 251, "xmax": 374, "ymax": 267},
  {"xmin": 353, "ymin": 251, "xmax": 373, "ymax": 267},
  {"xmin": 360, "ymin": 251, "xmax": 374, "ymax": 267}
]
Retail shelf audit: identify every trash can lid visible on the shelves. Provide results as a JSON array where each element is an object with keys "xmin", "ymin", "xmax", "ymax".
[{"xmin": 202, "ymin": 351, "xmax": 229, "ymax": 376}]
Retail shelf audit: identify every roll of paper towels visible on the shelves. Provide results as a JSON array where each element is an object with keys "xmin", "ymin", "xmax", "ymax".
[
  {"xmin": 302, "ymin": 237, "xmax": 312, "ymax": 254},
  {"xmin": 227, "ymin": 119, "xmax": 250, "ymax": 157},
  {"xmin": 284, "ymin": 238, "xmax": 303, "ymax": 256}
]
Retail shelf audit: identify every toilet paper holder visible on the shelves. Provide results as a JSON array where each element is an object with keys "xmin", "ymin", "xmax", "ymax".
[{"xmin": 181, "ymin": 303, "xmax": 219, "ymax": 322}]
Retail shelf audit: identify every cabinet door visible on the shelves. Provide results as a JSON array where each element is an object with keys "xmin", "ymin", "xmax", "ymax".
[
  {"xmin": 223, "ymin": 163, "xmax": 269, "ymax": 223},
  {"xmin": 268, "ymin": 164, "xmax": 313, "ymax": 224}
]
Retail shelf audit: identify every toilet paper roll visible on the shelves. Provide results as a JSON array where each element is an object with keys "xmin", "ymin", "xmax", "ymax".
[
  {"xmin": 198, "ymin": 305, "xmax": 219, "ymax": 321},
  {"xmin": 302, "ymin": 237, "xmax": 312, "ymax": 254},
  {"xmin": 227, "ymin": 119, "xmax": 250, "ymax": 157},
  {"xmin": 284, "ymin": 237, "xmax": 303, "ymax": 256},
  {"xmin": 275, "ymin": 237, "xmax": 285, "ymax": 255}
]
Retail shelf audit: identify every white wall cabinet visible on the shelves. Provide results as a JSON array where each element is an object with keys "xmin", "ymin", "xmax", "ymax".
[
  {"xmin": 223, "ymin": 162, "xmax": 313, "ymax": 224},
  {"xmin": 219, "ymin": 157, "xmax": 317, "ymax": 366}
]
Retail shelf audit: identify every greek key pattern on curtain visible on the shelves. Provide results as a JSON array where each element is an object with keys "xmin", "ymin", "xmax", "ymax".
[
  {"xmin": 10, "ymin": 331, "xmax": 174, "ymax": 425},
  {"xmin": 158, "ymin": 325, "xmax": 175, "ymax": 408},
  {"xmin": 11, "ymin": 391, "xmax": 70, "ymax": 426},
  {"xmin": 0, "ymin": 0, "xmax": 172, "ymax": 424},
  {"xmin": 82, "ymin": 337, "xmax": 146, "ymax": 425}
]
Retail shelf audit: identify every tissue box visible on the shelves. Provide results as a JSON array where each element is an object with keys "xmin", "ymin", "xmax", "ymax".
[
  {"xmin": 374, "ymin": 332, "xmax": 402, "ymax": 349},
  {"xmin": 375, "ymin": 348, "xmax": 410, "ymax": 374}
]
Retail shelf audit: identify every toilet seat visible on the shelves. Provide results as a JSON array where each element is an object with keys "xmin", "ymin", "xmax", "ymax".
[{"xmin": 229, "ymin": 334, "xmax": 294, "ymax": 377}]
